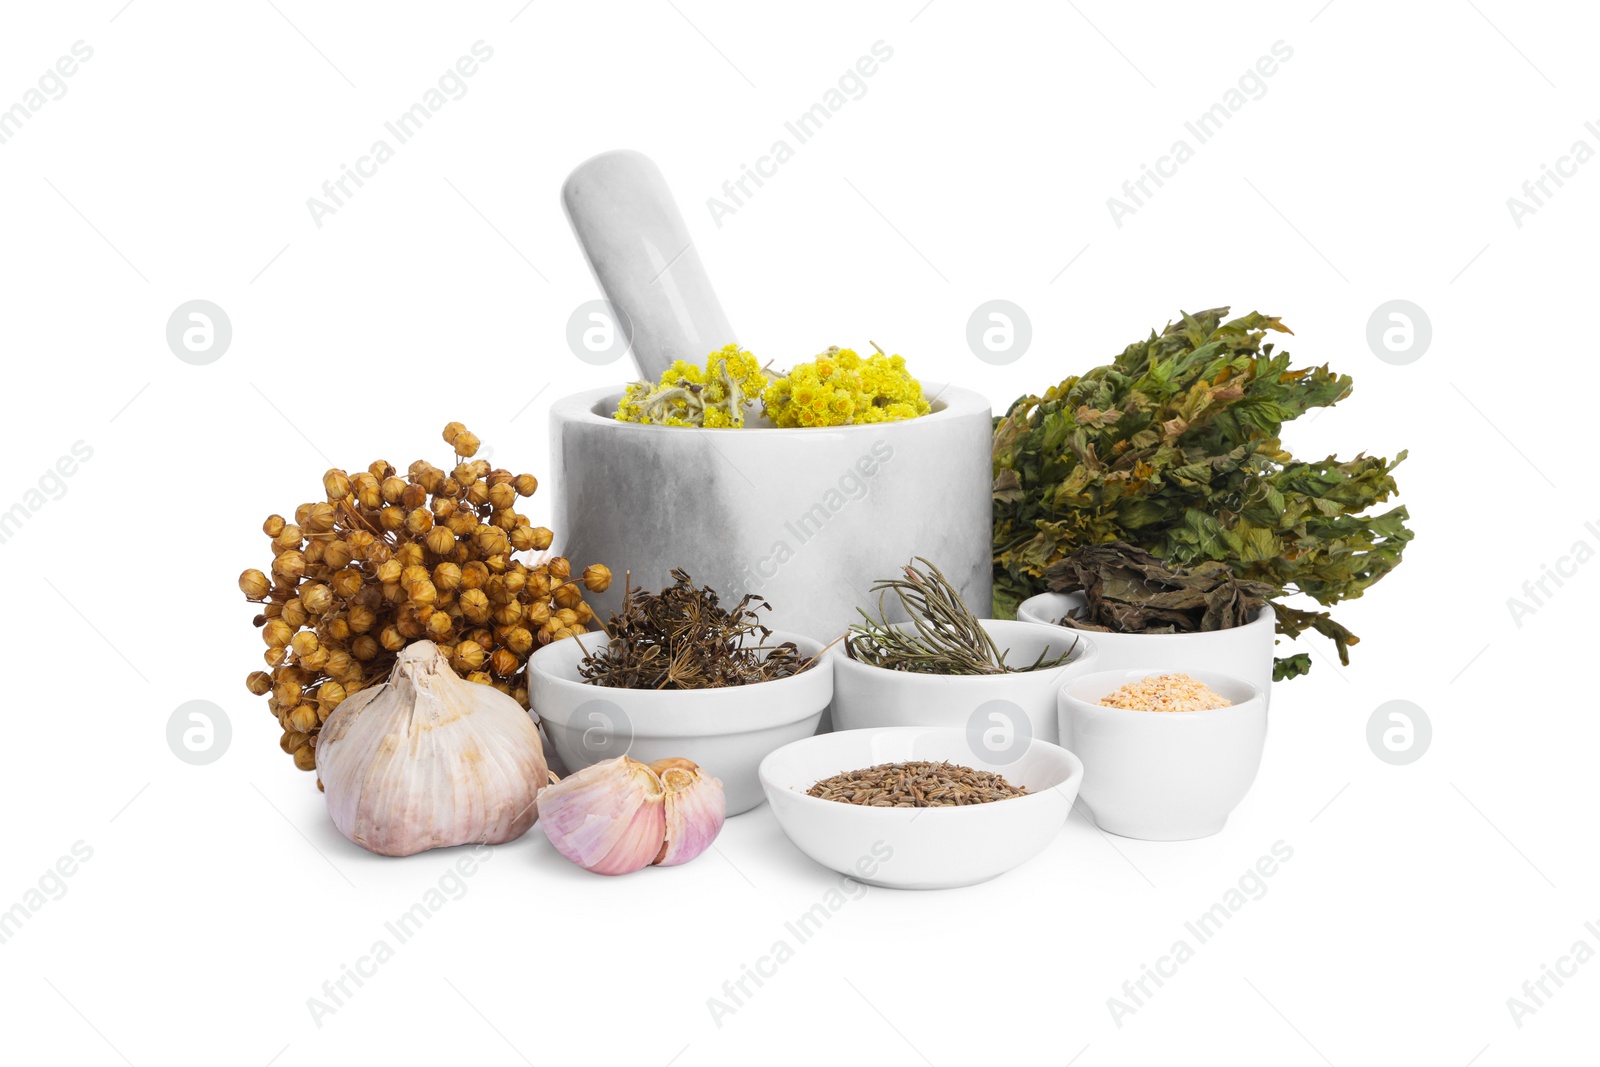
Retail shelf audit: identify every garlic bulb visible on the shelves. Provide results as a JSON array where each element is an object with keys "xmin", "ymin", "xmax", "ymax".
[
  {"xmin": 316, "ymin": 640, "xmax": 549, "ymax": 857},
  {"xmin": 538, "ymin": 756, "xmax": 725, "ymax": 875}
]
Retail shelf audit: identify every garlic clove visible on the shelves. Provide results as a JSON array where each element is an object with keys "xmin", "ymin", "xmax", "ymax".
[
  {"xmin": 316, "ymin": 640, "xmax": 549, "ymax": 857},
  {"xmin": 650, "ymin": 758, "xmax": 726, "ymax": 867},
  {"xmin": 537, "ymin": 757, "xmax": 667, "ymax": 876}
]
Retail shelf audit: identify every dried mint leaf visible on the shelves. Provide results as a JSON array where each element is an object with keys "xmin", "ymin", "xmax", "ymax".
[
  {"xmin": 993, "ymin": 307, "xmax": 1414, "ymax": 679},
  {"xmin": 1046, "ymin": 542, "xmax": 1275, "ymax": 635}
]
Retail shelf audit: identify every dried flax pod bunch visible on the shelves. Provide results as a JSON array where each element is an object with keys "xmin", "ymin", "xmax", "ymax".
[{"xmin": 238, "ymin": 422, "xmax": 613, "ymax": 773}]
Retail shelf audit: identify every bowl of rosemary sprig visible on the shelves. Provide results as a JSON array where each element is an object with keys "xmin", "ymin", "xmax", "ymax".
[{"xmin": 832, "ymin": 559, "xmax": 1098, "ymax": 749}]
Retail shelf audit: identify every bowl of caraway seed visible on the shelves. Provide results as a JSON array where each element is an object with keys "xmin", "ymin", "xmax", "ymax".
[{"xmin": 758, "ymin": 727, "xmax": 1082, "ymax": 889}]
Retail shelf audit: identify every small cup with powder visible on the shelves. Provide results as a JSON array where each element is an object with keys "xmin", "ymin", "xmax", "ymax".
[{"xmin": 1057, "ymin": 668, "xmax": 1266, "ymax": 841}]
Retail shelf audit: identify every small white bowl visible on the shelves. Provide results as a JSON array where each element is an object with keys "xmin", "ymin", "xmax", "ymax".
[
  {"xmin": 759, "ymin": 727, "xmax": 1083, "ymax": 889},
  {"xmin": 831, "ymin": 619, "xmax": 1098, "ymax": 748},
  {"xmin": 1058, "ymin": 668, "xmax": 1266, "ymax": 841},
  {"xmin": 1019, "ymin": 591, "xmax": 1276, "ymax": 701},
  {"xmin": 527, "ymin": 630, "xmax": 832, "ymax": 816}
]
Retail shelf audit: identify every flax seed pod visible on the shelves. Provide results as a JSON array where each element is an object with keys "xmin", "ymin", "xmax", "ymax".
[
  {"xmin": 406, "ymin": 508, "xmax": 434, "ymax": 536},
  {"xmin": 301, "ymin": 583, "xmax": 334, "ymax": 615},
  {"xmin": 305, "ymin": 502, "xmax": 338, "ymax": 532},
  {"xmin": 504, "ymin": 626, "xmax": 534, "ymax": 656},
  {"xmin": 489, "ymin": 647, "xmax": 520, "ymax": 678},
  {"xmin": 239, "ymin": 569, "xmax": 271, "ymax": 599},
  {"xmin": 281, "ymin": 599, "xmax": 310, "ymax": 628},
  {"xmin": 425, "ymin": 525, "xmax": 454, "ymax": 556},
  {"xmin": 346, "ymin": 604, "xmax": 377, "ymax": 634},
  {"xmin": 433, "ymin": 562, "xmax": 462, "ymax": 591},
  {"xmin": 452, "ymin": 640, "xmax": 486, "ymax": 672},
  {"xmin": 263, "ymin": 619, "xmax": 293, "ymax": 648},
  {"xmin": 288, "ymin": 704, "xmax": 320, "ymax": 734},
  {"xmin": 492, "ymin": 600, "xmax": 522, "ymax": 627},
  {"xmin": 487, "ymin": 482, "xmax": 516, "ymax": 510},
  {"xmin": 331, "ymin": 568, "xmax": 363, "ymax": 598},
  {"xmin": 457, "ymin": 588, "xmax": 490, "ymax": 623},
  {"xmin": 272, "ymin": 551, "xmax": 306, "ymax": 581},
  {"xmin": 323, "ymin": 469, "xmax": 352, "ymax": 501},
  {"xmin": 352, "ymin": 472, "xmax": 382, "ymax": 508},
  {"xmin": 323, "ymin": 540, "xmax": 355, "ymax": 569},
  {"xmin": 582, "ymin": 564, "xmax": 612, "ymax": 592}
]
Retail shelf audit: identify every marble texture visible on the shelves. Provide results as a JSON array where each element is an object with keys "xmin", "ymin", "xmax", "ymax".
[
  {"xmin": 561, "ymin": 149, "xmax": 736, "ymax": 383},
  {"xmin": 550, "ymin": 383, "xmax": 993, "ymax": 644}
]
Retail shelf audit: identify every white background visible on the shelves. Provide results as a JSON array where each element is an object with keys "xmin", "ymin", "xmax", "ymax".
[{"xmin": 1, "ymin": 1, "xmax": 1593, "ymax": 1064}]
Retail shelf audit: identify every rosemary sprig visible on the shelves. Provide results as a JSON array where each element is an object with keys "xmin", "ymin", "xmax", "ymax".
[{"xmin": 846, "ymin": 558, "xmax": 1075, "ymax": 675}]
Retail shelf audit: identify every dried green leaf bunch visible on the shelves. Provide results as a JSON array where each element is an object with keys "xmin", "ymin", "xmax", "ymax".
[
  {"xmin": 992, "ymin": 307, "xmax": 1413, "ymax": 680},
  {"xmin": 1049, "ymin": 542, "xmax": 1275, "ymax": 634},
  {"xmin": 238, "ymin": 422, "xmax": 613, "ymax": 772},
  {"xmin": 578, "ymin": 569, "xmax": 808, "ymax": 689}
]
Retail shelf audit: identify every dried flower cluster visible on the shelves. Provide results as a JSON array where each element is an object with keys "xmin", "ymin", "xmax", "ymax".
[
  {"xmin": 578, "ymin": 569, "xmax": 808, "ymax": 689},
  {"xmin": 613, "ymin": 345, "xmax": 767, "ymax": 427},
  {"xmin": 238, "ymin": 422, "xmax": 612, "ymax": 772},
  {"xmin": 612, "ymin": 342, "xmax": 930, "ymax": 428},
  {"xmin": 763, "ymin": 344, "xmax": 929, "ymax": 428}
]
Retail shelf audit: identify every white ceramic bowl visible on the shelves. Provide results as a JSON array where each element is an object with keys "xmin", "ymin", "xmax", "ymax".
[
  {"xmin": 549, "ymin": 383, "xmax": 993, "ymax": 642},
  {"xmin": 759, "ymin": 727, "xmax": 1082, "ymax": 889},
  {"xmin": 527, "ymin": 630, "xmax": 832, "ymax": 815},
  {"xmin": 831, "ymin": 619, "xmax": 1097, "ymax": 747},
  {"xmin": 1058, "ymin": 668, "xmax": 1266, "ymax": 841},
  {"xmin": 1019, "ymin": 591, "xmax": 1276, "ymax": 701}
]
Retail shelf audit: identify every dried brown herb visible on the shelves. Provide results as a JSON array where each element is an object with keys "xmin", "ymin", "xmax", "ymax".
[
  {"xmin": 807, "ymin": 761, "xmax": 1027, "ymax": 807},
  {"xmin": 578, "ymin": 569, "xmax": 809, "ymax": 689},
  {"xmin": 1047, "ymin": 542, "xmax": 1274, "ymax": 634},
  {"xmin": 847, "ymin": 558, "xmax": 1076, "ymax": 675}
]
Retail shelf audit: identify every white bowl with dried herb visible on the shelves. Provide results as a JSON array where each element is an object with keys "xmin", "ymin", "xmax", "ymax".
[
  {"xmin": 758, "ymin": 727, "xmax": 1082, "ymax": 889},
  {"xmin": 832, "ymin": 560, "xmax": 1099, "ymax": 746},
  {"xmin": 1058, "ymin": 668, "xmax": 1266, "ymax": 841},
  {"xmin": 527, "ymin": 571, "xmax": 833, "ymax": 815},
  {"xmin": 1016, "ymin": 543, "xmax": 1277, "ymax": 699}
]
